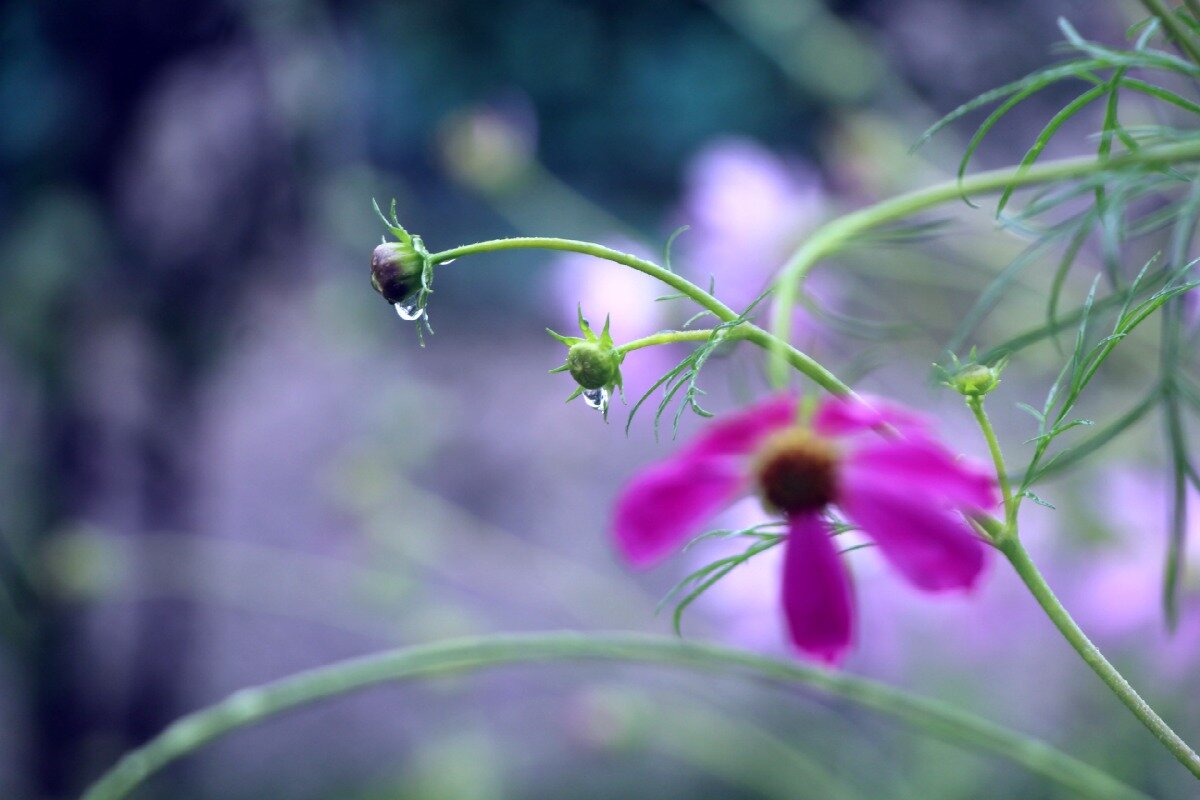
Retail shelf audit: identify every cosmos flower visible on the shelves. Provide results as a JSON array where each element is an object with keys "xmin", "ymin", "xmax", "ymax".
[{"xmin": 613, "ymin": 393, "xmax": 998, "ymax": 664}]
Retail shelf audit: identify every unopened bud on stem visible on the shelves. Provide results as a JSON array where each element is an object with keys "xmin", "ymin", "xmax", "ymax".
[
  {"xmin": 371, "ymin": 241, "xmax": 423, "ymax": 305},
  {"xmin": 952, "ymin": 364, "xmax": 1001, "ymax": 398}
]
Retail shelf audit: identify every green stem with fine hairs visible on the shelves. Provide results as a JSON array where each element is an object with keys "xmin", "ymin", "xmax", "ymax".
[
  {"xmin": 966, "ymin": 395, "xmax": 1016, "ymax": 534},
  {"xmin": 430, "ymin": 237, "xmax": 853, "ymax": 397},
  {"xmin": 768, "ymin": 138, "xmax": 1200, "ymax": 383},
  {"xmin": 432, "ymin": 238, "xmax": 739, "ymax": 319},
  {"xmin": 79, "ymin": 632, "xmax": 1150, "ymax": 800},
  {"xmin": 616, "ymin": 328, "xmax": 720, "ymax": 354},
  {"xmin": 968, "ymin": 399, "xmax": 1200, "ymax": 779},
  {"xmin": 999, "ymin": 536, "xmax": 1200, "ymax": 781}
]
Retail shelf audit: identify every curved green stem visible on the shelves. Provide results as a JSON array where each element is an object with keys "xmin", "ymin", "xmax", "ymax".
[
  {"xmin": 768, "ymin": 138, "xmax": 1200, "ymax": 383},
  {"xmin": 430, "ymin": 237, "xmax": 853, "ymax": 396},
  {"xmin": 967, "ymin": 396, "xmax": 1200, "ymax": 777},
  {"xmin": 617, "ymin": 329, "xmax": 719, "ymax": 354},
  {"xmin": 966, "ymin": 396, "xmax": 1016, "ymax": 534},
  {"xmin": 432, "ymin": 237, "xmax": 738, "ymax": 320},
  {"xmin": 999, "ymin": 537, "xmax": 1200, "ymax": 780},
  {"xmin": 742, "ymin": 323, "xmax": 849, "ymax": 394},
  {"xmin": 81, "ymin": 632, "xmax": 1149, "ymax": 800}
]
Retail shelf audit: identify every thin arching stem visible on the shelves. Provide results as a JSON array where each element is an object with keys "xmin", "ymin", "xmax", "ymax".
[
  {"xmin": 1000, "ymin": 537, "xmax": 1200, "ymax": 780},
  {"xmin": 768, "ymin": 139, "xmax": 1200, "ymax": 383},
  {"xmin": 616, "ymin": 329, "xmax": 720, "ymax": 354},
  {"xmin": 80, "ymin": 632, "xmax": 1151, "ymax": 800},
  {"xmin": 430, "ymin": 237, "xmax": 853, "ymax": 397},
  {"xmin": 967, "ymin": 395, "xmax": 1016, "ymax": 533},
  {"xmin": 968, "ymin": 399, "xmax": 1200, "ymax": 779}
]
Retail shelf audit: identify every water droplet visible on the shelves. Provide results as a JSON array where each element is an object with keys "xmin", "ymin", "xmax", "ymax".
[
  {"xmin": 441, "ymin": 258, "xmax": 456, "ymax": 265},
  {"xmin": 395, "ymin": 300, "xmax": 424, "ymax": 321},
  {"xmin": 582, "ymin": 387, "xmax": 609, "ymax": 413}
]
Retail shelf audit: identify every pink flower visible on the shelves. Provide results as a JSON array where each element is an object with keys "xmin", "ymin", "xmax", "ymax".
[{"xmin": 613, "ymin": 394, "xmax": 998, "ymax": 664}]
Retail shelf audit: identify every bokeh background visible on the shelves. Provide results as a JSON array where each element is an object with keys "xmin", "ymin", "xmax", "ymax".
[{"xmin": 2, "ymin": 0, "xmax": 1197, "ymax": 797}]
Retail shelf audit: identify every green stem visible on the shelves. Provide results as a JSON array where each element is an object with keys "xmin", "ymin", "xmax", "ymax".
[
  {"xmin": 742, "ymin": 324, "xmax": 849, "ymax": 395},
  {"xmin": 80, "ymin": 632, "xmax": 1149, "ymax": 800},
  {"xmin": 966, "ymin": 396, "xmax": 1016, "ymax": 533},
  {"xmin": 769, "ymin": 138, "xmax": 1200, "ymax": 383},
  {"xmin": 430, "ymin": 237, "xmax": 853, "ymax": 397},
  {"xmin": 617, "ymin": 329, "xmax": 719, "ymax": 354},
  {"xmin": 1140, "ymin": 0, "xmax": 1200, "ymax": 65},
  {"xmin": 999, "ymin": 537, "xmax": 1200, "ymax": 780},
  {"xmin": 432, "ymin": 237, "xmax": 739, "ymax": 320},
  {"xmin": 967, "ymin": 394, "xmax": 1200, "ymax": 777},
  {"xmin": 1162, "ymin": 301, "xmax": 1188, "ymax": 628}
]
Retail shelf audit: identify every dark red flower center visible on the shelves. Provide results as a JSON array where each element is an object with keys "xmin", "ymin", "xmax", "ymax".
[{"xmin": 753, "ymin": 429, "xmax": 839, "ymax": 515}]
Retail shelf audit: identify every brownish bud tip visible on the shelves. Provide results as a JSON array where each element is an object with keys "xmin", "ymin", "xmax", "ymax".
[{"xmin": 371, "ymin": 242, "xmax": 421, "ymax": 304}]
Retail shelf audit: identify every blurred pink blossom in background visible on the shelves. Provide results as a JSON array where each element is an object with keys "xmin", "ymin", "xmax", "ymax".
[
  {"xmin": 1066, "ymin": 467, "xmax": 1200, "ymax": 673},
  {"xmin": 676, "ymin": 137, "xmax": 834, "ymax": 328}
]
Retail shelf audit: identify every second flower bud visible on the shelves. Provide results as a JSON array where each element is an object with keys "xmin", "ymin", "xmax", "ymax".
[{"xmin": 548, "ymin": 306, "xmax": 626, "ymax": 418}]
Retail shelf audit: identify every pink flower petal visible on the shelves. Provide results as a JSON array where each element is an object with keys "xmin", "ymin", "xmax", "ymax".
[
  {"xmin": 839, "ymin": 475, "xmax": 987, "ymax": 592},
  {"xmin": 613, "ymin": 456, "xmax": 745, "ymax": 568},
  {"xmin": 813, "ymin": 394, "xmax": 932, "ymax": 438},
  {"xmin": 845, "ymin": 438, "xmax": 999, "ymax": 511},
  {"xmin": 684, "ymin": 393, "xmax": 797, "ymax": 460},
  {"xmin": 781, "ymin": 512, "xmax": 855, "ymax": 665}
]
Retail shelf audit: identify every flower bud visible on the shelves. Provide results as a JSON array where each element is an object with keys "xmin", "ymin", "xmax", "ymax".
[
  {"xmin": 548, "ymin": 309, "xmax": 625, "ymax": 417},
  {"xmin": 952, "ymin": 364, "xmax": 1001, "ymax": 397},
  {"xmin": 567, "ymin": 341, "xmax": 621, "ymax": 390},
  {"xmin": 371, "ymin": 241, "xmax": 423, "ymax": 305}
]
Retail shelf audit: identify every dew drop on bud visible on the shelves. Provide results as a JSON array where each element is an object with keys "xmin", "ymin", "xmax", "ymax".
[
  {"xmin": 582, "ymin": 387, "xmax": 609, "ymax": 413},
  {"xmin": 394, "ymin": 300, "xmax": 425, "ymax": 321}
]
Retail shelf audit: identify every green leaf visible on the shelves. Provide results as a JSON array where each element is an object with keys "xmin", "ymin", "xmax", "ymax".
[
  {"xmin": 662, "ymin": 225, "xmax": 689, "ymax": 273},
  {"xmin": 913, "ymin": 58, "xmax": 1111, "ymax": 152},
  {"xmin": 980, "ymin": 267, "xmax": 1174, "ymax": 363},
  {"xmin": 1057, "ymin": 18, "xmax": 1200, "ymax": 78},
  {"xmin": 668, "ymin": 536, "xmax": 785, "ymax": 635},
  {"xmin": 1023, "ymin": 391, "xmax": 1158, "ymax": 484},
  {"xmin": 995, "ymin": 84, "xmax": 1110, "ymax": 216},
  {"xmin": 1120, "ymin": 77, "xmax": 1200, "ymax": 117},
  {"xmin": 371, "ymin": 197, "xmax": 410, "ymax": 241}
]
